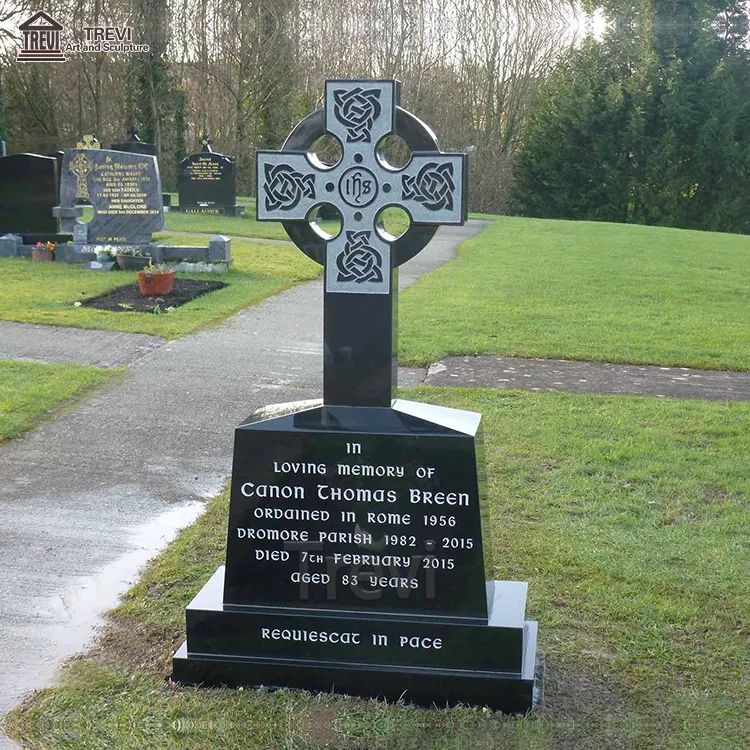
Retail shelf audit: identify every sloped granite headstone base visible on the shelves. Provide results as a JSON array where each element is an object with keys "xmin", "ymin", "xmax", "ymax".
[
  {"xmin": 173, "ymin": 568, "xmax": 539, "ymax": 712},
  {"xmin": 173, "ymin": 401, "xmax": 540, "ymax": 712}
]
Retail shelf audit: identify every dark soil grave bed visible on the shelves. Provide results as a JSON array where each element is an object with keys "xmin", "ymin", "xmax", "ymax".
[{"xmin": 83, "ymin": 279, "xmax": 228, "ymax": 312}]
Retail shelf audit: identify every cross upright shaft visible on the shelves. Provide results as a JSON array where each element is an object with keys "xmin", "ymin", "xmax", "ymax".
[{"xmin": 256, "ymin": 79, "xmax": 467, "ymax": 407}]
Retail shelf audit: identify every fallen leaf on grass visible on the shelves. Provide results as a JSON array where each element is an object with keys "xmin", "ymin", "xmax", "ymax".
[{"xmin": 582, "ymin": 648, "xmax": 616, "ymax": 661}]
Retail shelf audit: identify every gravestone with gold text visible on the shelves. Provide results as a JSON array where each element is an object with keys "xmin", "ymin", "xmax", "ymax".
[{"xmin": 56, "ymin": 148, "xmax": 163, "ymax": 246}]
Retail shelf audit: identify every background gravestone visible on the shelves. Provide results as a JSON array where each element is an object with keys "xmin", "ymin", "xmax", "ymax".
[
  {"xmin": 174, "ymin": 134, "xmax": 242, "ymax": 216},
  {"xmin": 174, "ymin": 79, "xmax": 540, "ymax": 712},
  {"xmin": 110, "ymin": 129, "xmax": 156, "ymax": 156},
  {"xmin": 57, "ymin": 148, "xmax": 163, "ymax": 246},
  {"xmin": 44, "ymin": 150, "xmax": 65, "ymax": 186},
  {"xmin": 44, "ymin": 151, "xmax": 66, "ymax": 213},
  {"xmin": 111, "ymin": 130, "xmax": 172, "ymax": 209},
  {"xmin": 0, "ymin": 153, "xmax": 71, "ymax": 245}
]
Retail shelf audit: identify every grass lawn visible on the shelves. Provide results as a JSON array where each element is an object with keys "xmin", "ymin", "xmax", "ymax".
[
  {"xmin": 0, "ymin": 234, "xmax": 320, "ymax": 339},
  {"xmin": 164, "ymin": 204, "xmax": 288, "ymax": 241},
  {"xmin": 399, "ymin": 216, "xmax": 750, "ymax": 370},
  {"xmin": 6, "ymin": 387, "xmax": 749, "ymax": 748},
  {"xmin": 0, "ymin": 359, "xmax": 113, "ymax": 442},
  {"xmin": 162, "ymin": 202, "xmax": 411, "ymax": 240}
]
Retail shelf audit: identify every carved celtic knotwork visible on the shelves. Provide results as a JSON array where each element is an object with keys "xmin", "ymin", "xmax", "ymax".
[
  {"xmin": 264, "ymin": 163, "xmax": 315, "ymax": 211},
  {"xmin": 333, "ymin": 88, "xmax": 382, "ymax": 143},
  {"xmin": 402, "ymin": 162, "xmax": 455, "ymax": 211},
  {"xmin": 69, "ymin": 152, "xmax": 94, "ymax": 200},
  {"xmin": 336, "ymin": 231, "xmax": 383, "ymax": 284},
  {"xmin": 256, "ymin": 79, "xmax": 467, "ymax": 294}
]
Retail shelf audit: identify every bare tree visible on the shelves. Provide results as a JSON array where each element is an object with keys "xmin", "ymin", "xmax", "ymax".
[{"xmin": 1, "ymin": 0, "xmax": 580, "ymax": 207}]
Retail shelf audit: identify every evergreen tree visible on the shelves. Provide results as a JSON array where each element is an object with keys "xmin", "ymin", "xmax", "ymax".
[{"xmin": 512, "ymin": 1, "xmax": 750, "ymax": 233}]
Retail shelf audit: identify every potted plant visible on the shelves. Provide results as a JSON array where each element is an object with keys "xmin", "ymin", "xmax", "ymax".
[
  {"xmin": 32, "ymin": 241, "xmax": 55, "ymax": 262},
  {"xmin": 94, "ymin": 245, "xmax": 116, "ymax": 263},
  {"xmin": 137, "ymin": 263, "xmax": 176, "ymax": 296},
  {"xmin": 115, "ymin": 247, "xmax": 151, "ymax": 271}
]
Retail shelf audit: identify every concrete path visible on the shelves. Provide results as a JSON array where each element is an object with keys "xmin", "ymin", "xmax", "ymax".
[
  {"xmin": 425, "ymin": 356, "xmax": 750, "ymax": 401},
  {"xmin": 0, "ymin": 322, "xmax": 163, "ymax": 368},
  {"xmin": 0, "ymin": 220, "xmax": 488, "ymax": 747}
]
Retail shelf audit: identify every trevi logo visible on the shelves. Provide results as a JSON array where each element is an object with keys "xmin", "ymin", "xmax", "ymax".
[
  {"xmin": 16, "ymin": 11, "xmax": 66, "ymax": 63},
  {"xmin": 16, "ymin": 11, "xmax": 150, "ymax": 61}
]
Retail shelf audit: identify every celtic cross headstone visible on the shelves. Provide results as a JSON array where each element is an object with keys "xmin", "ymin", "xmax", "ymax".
[
  {"xmin": 174, "ymin": 79, "xmax": 540, "ymax": 713},
  {"xmin": 257, "ymin": 79, "xmax": 467, "ymax": 406},
  {"xmin": 56, "ymin": 148, "xmax": 164, "ymax": 246}
]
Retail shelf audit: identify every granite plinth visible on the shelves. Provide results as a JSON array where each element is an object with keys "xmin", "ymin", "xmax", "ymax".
[
  {"xmin": 174, "ymin": 568, "xmax": 538, "ymax": 712},
  {"xmin": 20, "ymin": 232, "xmax": 73, "ymax": 245}
]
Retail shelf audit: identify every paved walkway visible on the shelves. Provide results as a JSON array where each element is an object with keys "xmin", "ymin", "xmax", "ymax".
[
  {"xmin": 0, "ymin": 322, "xmax": 163, "ymax": 368},
  {"xmin": 0, "ymin": 220, "xmax": 488, "ymax": 747},
  {"xmin": 425, "ymin": 356, "xmax": 750, "ymax": 401}
]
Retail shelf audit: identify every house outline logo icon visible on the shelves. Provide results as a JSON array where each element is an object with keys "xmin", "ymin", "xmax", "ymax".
[{"xmin": 17, "ymin": 11, "xmax": 66, "ymax": 63}]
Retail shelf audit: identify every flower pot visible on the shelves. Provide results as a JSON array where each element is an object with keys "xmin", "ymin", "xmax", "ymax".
[
  {"xmin": 31, "ymin": 248, "xmax": 54, "ymax": 262},
  {"xmin": 116, "ymin": 254, "xmax": 150, "ymax": 271},
  {"xmin": 137, "ymin": 269, "xmax": 175, "ymax": 296}
]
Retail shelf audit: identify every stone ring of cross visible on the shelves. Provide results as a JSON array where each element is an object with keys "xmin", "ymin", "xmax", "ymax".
[{"xmin": 257, "ymin": 79, "xmax": 468, "ymax": 295}]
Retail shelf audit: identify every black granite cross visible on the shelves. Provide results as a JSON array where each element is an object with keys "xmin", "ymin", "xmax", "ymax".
[
  {"xmin": 199, "ymin": 131, "xmax": 214, "ymax": 153},
  {"xmin": 257, "ymin": 79, "xmax": 467, "ymax": 406}
]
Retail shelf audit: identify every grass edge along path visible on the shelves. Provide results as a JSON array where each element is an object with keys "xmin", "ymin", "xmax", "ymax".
[
  {"xmin": 5, "ymin": 387, "xmax": 750, "ymax": 749},
  {"xmin": 0, "ymin": 360, "xmax": 115, "ymax": 443},
  {"xmin": 399, "ymin": 216, "xmax": 750, "ymax": 371}
]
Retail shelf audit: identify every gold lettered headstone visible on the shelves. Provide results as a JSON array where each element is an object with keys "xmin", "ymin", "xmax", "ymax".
[{"xmin": 76, "ymin": 134, "xmax": 101, "ymax": 150}]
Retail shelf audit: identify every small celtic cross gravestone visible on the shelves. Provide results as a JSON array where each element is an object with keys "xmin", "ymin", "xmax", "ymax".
[
  {"xmin": 257, "ymin": 79, "xmax": 467, "ymax": 406},
  {"xmin": 199, "ymin": 131, "xmax": 214, "ymax": 153},
  {"xmin": 76, "ymin": 134, "xmax": 100, "ymax": 150}
]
